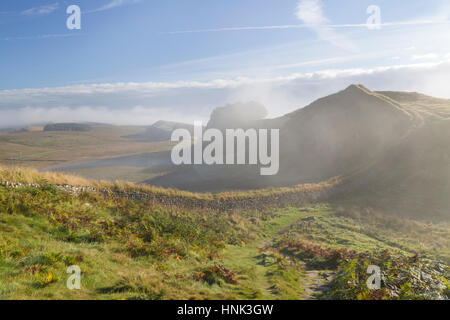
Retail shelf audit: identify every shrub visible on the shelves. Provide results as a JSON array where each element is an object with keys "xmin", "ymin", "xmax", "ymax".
[{"xmin": 194, "ymin": 264, "xmax": 237, "ymax": 286}]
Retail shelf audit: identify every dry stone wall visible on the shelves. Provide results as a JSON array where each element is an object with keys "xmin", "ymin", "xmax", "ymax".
[{"xmin": 0, "ymin": 181, "xmax": 333, "ymax": 212}]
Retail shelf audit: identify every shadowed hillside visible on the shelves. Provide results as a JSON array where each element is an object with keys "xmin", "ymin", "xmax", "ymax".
[
  {"xmin": 333, "ymin": 119, "xmax": 450, "ymax": 220},
  {"xmin": 44, "ymin": 123, "xmax": 91, "ymax": 132},
  {"xmin": 277, "ymin": 85, "xmax": 418, "ymax": 184},
  {"xmin": 0, "ymin": 166, "xmax": 448, "ymax": 300},
  {"xmin": 152, "ymin": 85, "xmax": 421, "ymax": 189},
  {"xmin": 149, "ymin": 85, "xmax": 450, "ymax": 221}
]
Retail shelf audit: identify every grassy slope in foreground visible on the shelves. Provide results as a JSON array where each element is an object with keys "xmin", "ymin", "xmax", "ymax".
[{"xmin": 0, "ymin": 167, "xmax": 449, "ymax": 300}]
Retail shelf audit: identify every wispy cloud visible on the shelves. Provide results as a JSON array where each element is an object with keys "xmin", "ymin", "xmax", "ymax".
[
  {"xmin": 21, "ymin": 2, "xmax": 59, "ymax": 16},
  {"xmin": 1, "ymin": 60, "xmax": 450, "ymax": 128},
  {"xmin": 165, "ymin": 25, "xmax": 310, "ymax": 34},
  {"xmin": 2, "ymin": 33, "xmax": 82, "ymax": 41},
  {"xmin": 87, "ymin": 0, "xmax": 142, "ymax": 13},
  {"xmin": 412, "ymin": 53, "xmax": 439, "ymax": 61},
  {"xmin": 295, "ymin": 0, "xmax": 355, "ymax": 52},
  {"xmin": 165, "ymin": 0, "xmax": 449, "ymax": 37},
  {"xmin": 296, "ymin": 0, "xmax": 327, "ymax": 25},
  {"xmin": 165, "ymin": 20, "xmax": 449, "ymax": 34}
]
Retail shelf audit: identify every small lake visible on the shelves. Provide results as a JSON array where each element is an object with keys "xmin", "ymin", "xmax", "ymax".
[{"xmin": 49, "ymin": 151, "xmax": 173, "ymax": 171}]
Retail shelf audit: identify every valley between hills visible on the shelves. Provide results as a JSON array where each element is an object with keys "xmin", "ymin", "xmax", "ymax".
[{"xmin": 0, "ymin": 85, "xmax": 449, "ymax": 299}]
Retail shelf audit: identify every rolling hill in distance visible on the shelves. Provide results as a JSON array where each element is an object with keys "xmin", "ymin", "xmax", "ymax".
[
  {"xmin": 0, "ymin": 84, "xmax": 449, "ymax": 300},
  {"xmin": 3, "ymin": 0, "xmax": 450, "ymax": 303},
  {"xmin": 124, "ymin": 120, "xmax": 196, "ymax": 142},
  {"xmin": 1, "ymin": 84, "xmax": 449, "ymax": 221},
  {"xmin": 148, "ymin": 85, "xmax": 450, "ymax": 221}
]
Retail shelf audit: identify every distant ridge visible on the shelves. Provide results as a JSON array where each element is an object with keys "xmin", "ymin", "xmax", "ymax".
[
  {"xmin": 44, "ymin": 123, "xmax": 91, "ymax": 132},
  {"xmin": 152, "ymin": 84, "xmax": 416, "ymax": 189},
  {"xmin": 148, "ymin": 84, "xmax": 450, "ymax": 220},
  {"xmin": 124, "ymin": 120, "xmax": 195, "ymax": 142}
]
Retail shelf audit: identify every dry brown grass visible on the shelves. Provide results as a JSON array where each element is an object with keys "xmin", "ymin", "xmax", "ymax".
[
  {"xmin": 0, "ymin": 165, "xmax": 90, "ymax": 186},
  {"xmin": 0, "ymin": 126, "xmax": 173, "ymax": 169},
  {"xmin": 0, "ymin": 165, "xmax": 339, "ymax": 202}
]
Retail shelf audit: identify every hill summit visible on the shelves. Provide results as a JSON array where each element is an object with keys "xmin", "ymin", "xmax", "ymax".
[{"xmin": 150, "ymin": 84, "xmax": 450, "ymax": 220}]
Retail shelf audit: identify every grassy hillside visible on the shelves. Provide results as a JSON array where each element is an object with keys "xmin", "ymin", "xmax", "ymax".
[
  {"xmin": 277, "ymin": 85, "xmax": 420, "ymax": 184},
  {"xmin": 0, "ymin": 167, "xmax": 448, "ymax": 300},
  {"xmin": 150, "ymin": 86, "xmax": 450, "ymax": 223},
  {"xmin": 1, "ymin": 86, "xmax": 449, "ymax": 299},
  {"xmin": 377, "ymin": 91, "xmax": 450, "ymax": 121},
  {"xmin": 0, "ymin": 125, "xmax": 174, "ymax": 184},
  {"xmin": 152, "ymin": 85, "xmax": 439, "ymax": 191},
  {"xmin": 334, "ymin": 119, "xmax": 450, "ymax": 220},
  {"xmin": 0, "ymin": 125, "xmax": 171, "ymax": 170}
]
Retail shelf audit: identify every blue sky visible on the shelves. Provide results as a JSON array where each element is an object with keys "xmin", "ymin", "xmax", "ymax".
[{"xmin": 1, "ymin": 0, "xmax": 450, "ymax": 126}]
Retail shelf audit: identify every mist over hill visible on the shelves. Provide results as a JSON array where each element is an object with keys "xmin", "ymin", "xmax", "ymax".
[
  {"xmin": 207, "ymin": 102, "xmax": 268, "ymax": 129},
  {"xmin": 2, "ymin": 84, "xmax": 447, "ymax": 220},
  {"xmin": 124, "ymin": 120, "xmax": 196, "ymax": 142},
  {"xmin": 150, "ymin": 84, "xmax": 450, "ymax": 219}
]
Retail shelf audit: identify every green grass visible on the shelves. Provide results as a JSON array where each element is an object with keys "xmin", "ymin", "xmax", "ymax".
[
  {"xmin": 0, "ymin": 169, "xmax": 448, "ymax": 300},
  {"xmin": 0, "ymin": 183, "xmax": 311, "ymax": 300},
  {"xmin": 0, "ymin": 184, "xmax": 255, "ymax": 299},
  {"xmin": 0, "ymin": 164, "xmax": 337, "ymax": 203},
  {"xmin": 274, "ymin": 205, "xmax": 450, "ymax": 263}
]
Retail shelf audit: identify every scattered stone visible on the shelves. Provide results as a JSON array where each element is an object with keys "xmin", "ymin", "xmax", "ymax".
[{"xmin": 250, "ymin": 217, "xmax": 259, "ymax": 223}]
